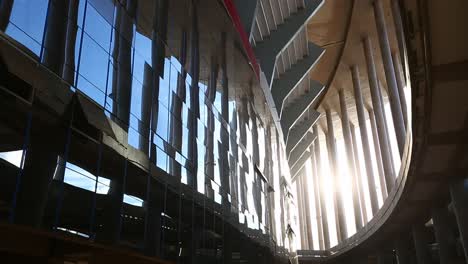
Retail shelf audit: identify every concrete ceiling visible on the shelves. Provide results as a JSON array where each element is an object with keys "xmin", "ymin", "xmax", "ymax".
[{"xmin": 314, "ymin": 0, "xmax": 403, "ymax": 139}]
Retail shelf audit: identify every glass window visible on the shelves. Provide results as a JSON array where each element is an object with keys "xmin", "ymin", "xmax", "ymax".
[
  {"xmin": 6, "ymin": 0, "xmax": 49, "ymax": 55},
  {"xmin": 63, "ymin": 162, "xmax": 110, "ymax": 194},
  {"xmin": 159, "ymin": 59, "xmax": 171, "ymax": 107},
  {"xmin": 130, "ymin": 77, "xmax": 143, "ymax": 120},
  {"xmin": 128, "ymin": 115, "xmax": 141, "ymax": 149},
  {"xmin": 157, "ymin": 105, "xmax": 169, "ymax": 141},
  {"xmin": 156, "ymin": 147, "xmax": 167, "ymax": 171},
  {"xmin": 88, "ymin": 0, "xmax": 114, "ymax": 25},
  {"xmin": 0, "ymin": 150, "xmax": 23, "ymax": 168},
  {"xmin": 76, "ymin": 33, "xmax": 110, "ymax": 105},
  {"xmin": 133, "ymin": 31, "xmax": 152, "ymax": 84},
  {"xmin": 84, "ymin": 3, "xmax": 112, "ymax": 51}
]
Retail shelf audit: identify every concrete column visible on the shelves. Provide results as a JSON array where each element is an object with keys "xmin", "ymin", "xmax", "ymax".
[
  {"xmin": 187, "ymin": 0, "xmax": 200, "ymax": 190},
  {"xmin": 325, "ymin": 109, "xmax": 347, "ymax": 242},
  {"xmin": 296, "ymin": 178, "xmax": 308, "ymax": 249},
  {"xmin": 373, "ymin": 0, "xmax": 406, "ymax": 156},
  {"xmin": 112, "ymin": 0, "xmax": 137, "ymax": 129},
  {"xmin": 62, "ymin": 0, "xmax": 80, "ymax": 84},
  {"xmin": 144, "ymin": 176, "xmax": 163, "ymax": 257},
  {"xmin": 313, "ymin": 125, "xmax": 330, "ymax": 249},
  {"xmin": 391, "ymin": 0, "xmax": 407, "ymax": 76},
  {"xmin": 449, "ymin": 178, "xmax": 468, "ymax": 263},
  {"xmin": 368, "ymin": 109, "xmax": 388, "ymax": 200},
  {"xmin": 168, "ymin": 30, "xmax": 187, "ymax": 177},
  {"xmin": 311, "ymin": 143, "xmax": 325, "ymax": 250},
  {"xmin": 140, "ymin": 63, "xmax": 153, "ymax": 155},
  {"xmin": 338, "ymin": 89, "xmax": 363, "ymax": 230},
  {"xmin": 392, "ymin": 52, "xmax": 408, "ymax": 128},
  {"xmin": 350, "ymin": 123, "xmax": 368, "ymax": 223},
  {"xmin": 412, "ymin": 224, "xmax": 432, "ymax": 264},
  {"xmin": 351, "ymin": 65, "xmax": 379, "ymax": 214},
  {"xmin": 40, "ymin": 0, "xmax": 79, "ymax": 84},
  {"xmin": 363, "ymin": 37, "xmax": 396, "ymax": 192},
  {"xmin": 149, "ymin": 0, "xmax": 169, "ymax": 164},
  {"xmin": 220, "ymin": 32, "xmax": 231, "ymax": 206},
  {"xmin": 204, "ymin": 57, "xmax": 219, "ymax": 196},
  {"xmin": 432, "ymin": 206, "xmax": 458, "ymax": 264},
  {"xmin": 42, "ymin": 0, "xmax": 69, "ymax": 75},
  {"xmin": 300, "ymin": 168, "xmax": 314, "ymax": 249},
  {"xmin": 96, "ymin": 167, "xmax": 125, "ymax": 244},
  {"xmin": 13, "ymin": 140, "xmax": 58, "ymax": 226}
]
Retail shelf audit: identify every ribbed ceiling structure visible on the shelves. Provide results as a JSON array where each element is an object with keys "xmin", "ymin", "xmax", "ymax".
[{"xmin": 236, "ymin": 0, "xmax": 327, "ymax": 176}]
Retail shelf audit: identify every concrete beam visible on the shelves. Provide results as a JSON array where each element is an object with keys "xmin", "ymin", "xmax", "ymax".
[
  {"xmin": 291, "ymin": 151, "xmax": 312, "ymax": 180},
  {"xmin": 288, "ymin": 131, "xmax": 317, "ymax": 168},
  {"xmin": 285, "ymin": 110, "xmax": 321, "ymax": 155},
  {"xmin": 280, "ymin": 79, "xmax": 324, "ymax": 134},
  {"xmin": 254, "ymin": 0, "xmax": 324, "ymax": 86},
  {"xmin": 272, "ymin": 44, "xmax": 324, "ymax": 112}
]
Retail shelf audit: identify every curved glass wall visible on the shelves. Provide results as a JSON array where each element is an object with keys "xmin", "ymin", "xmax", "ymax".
[{"xmin": 0, "ymin": 0, "xmax": 298, "ymax": 263}]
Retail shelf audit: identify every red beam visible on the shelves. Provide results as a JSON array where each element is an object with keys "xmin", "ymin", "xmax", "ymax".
[{"xmin": 222, "ymin": 0, "xmax": 260, "ymax": 79}]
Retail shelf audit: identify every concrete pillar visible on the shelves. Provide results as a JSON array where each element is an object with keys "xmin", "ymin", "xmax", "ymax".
[
  {"xmin": 144, "ymin": 176, "xmax": 163, "ymax": 257},
  {"xmin": 204, "ymin": 56, "xmax": 219, "ymax": 196},
  {"xmin": 300, "ymin": 168, "xmax": 314, "ymax": 249},
  {"xmin": 62, "ymin": 0, "xmax": 79, "ymax": 84},
  {"xmin": 373, "ymin": 0, "xmax": 406, "ymax": 156},
  {"xmin": 338, "ymin": 89, "xmax": 363, "ymax": 230},
  {"xmin": 432, "ymin": 206, "xmax": 458, "ymax": 264},
  {"xmin": 350, "ymin": 123, "xmax": 368, "ymax": 223},
  {"xmin": 311, "ymin": 143, "xmax": 325, "ymax": 250},
  {"xmin": 351, "ymin": 65, "xmax": 379, "ymax": 214},
  {"xmin": 140, "ymin": 63, "xmax": 153, "ymax": 155},
  {"xmin": 313, "ymin": 125, "xmax": 330, "ymax": 249},
  {"xmin": 96, "ymin": 166, "xmax": 125, "ymax": 244},
  {"xmin": 363, "ymin": 36, "xmax": 396, "ymax": 192},
  {"xmin": 168, "ymin": 30, "xmax": 187, "ymax": 177},
  {"xmin": 296, "ymin": 178, "xmax": 308, "ymax": 249},
  {"xmin": 112, "ymin": 0, "xmax": 137, "ymax": 129},
  {"xmin": 392, "ymin": 52, "xmax": 408, "ymax": 128},
  {"xmin": 42, "ymin": 0, "xmax": 69, "ymax": 75},
  {"xmin": 220, "ymin": 32, "xmax": 231, "ymax": 206},
  {"xmin": 13, "ymin": 139, "xmax": 58, "ymax": 226},
  {"xmin": 325, "ymin": 109, "xmax": 347, "ymax": 242},
  {"xmin": 412, "ymin": 224, "xmax": 432, "ymax": 264},
  {"xmin": 391, "ymin": 0, "xmax": 407, "ymax": 77},
  {"xmin": 368, "ymin": 109, "xmax": 388, "ymax": 200},
  {"xmin": 187, "ymin": 0, "xmax": 200, "ymax": 190},
  {"xmin": 449, "ymin": 178, "xmax": 468, "ymax": 263}
]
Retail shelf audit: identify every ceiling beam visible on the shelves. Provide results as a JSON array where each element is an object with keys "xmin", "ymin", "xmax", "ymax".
[
  {"xmin": 288, "ymin": 131, "xmax": 317, "ymax": 167},
  {"xmin": 285, "ymin": 109, "xmax": 321, "ymax": 154},
  {"xmin": 254, "ymin": 0, "xmax": 324, "ymax": 87},
  {"xmin": 272, "ymin": 43, "xmax": 324, "ymax": 114},
  {"xmin": 290, "ymin": 150, "xmax": 311, "ymax": 180},
  {"xmin": 280, "ymin": 79, "xmax": 324, "ymax": 133}
]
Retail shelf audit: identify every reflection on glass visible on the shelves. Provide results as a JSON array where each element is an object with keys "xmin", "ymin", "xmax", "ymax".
[
  {"xmin": 0, "ymin": 150, "xmax": 23, "ymax": 168},
  {"xmin": 63, "ymin": 162, "xmax": 109, "ymax": 194},
  {"xmin": 6, "ymin": 0, "xmax": 48, "ymax": 55}
]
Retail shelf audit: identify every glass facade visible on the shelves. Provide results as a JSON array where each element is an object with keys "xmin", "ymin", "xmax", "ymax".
[{"xmin": 0, "ymin": 0, "xmax": 297, "ymax": 262}]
